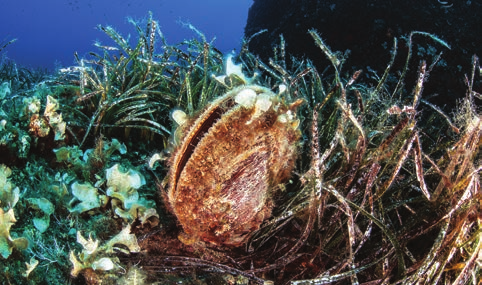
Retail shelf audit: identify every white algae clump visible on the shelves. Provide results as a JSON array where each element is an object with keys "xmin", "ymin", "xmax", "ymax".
[
  {"xmin": 106, "ymin": 164, "xmax": 158, "ymax": 224},
  {"xmin": 69, "ymin": 224, "xmax": 141, "ymax": 277},
  {"xmin": 68, "ymin": 182, "xmax": 105, "ymax": 214},
  {"xmin": 26, "ymin": 198, "xmax": 55, "ymax": 233}
]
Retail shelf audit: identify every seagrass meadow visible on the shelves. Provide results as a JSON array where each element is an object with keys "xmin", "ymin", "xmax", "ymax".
[{"xmin": 0, "ymin": 14, "xmax": 480, "ymax": 285}]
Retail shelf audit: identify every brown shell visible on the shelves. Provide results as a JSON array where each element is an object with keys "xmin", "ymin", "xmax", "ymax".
[{"xmin": 167, "ymin": 85, "xmax": 301, "ymax": 247}]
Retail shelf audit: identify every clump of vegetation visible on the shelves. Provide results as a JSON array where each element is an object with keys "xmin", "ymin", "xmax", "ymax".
[
  {"xmin": 130, "ymin": 27, "xmax": 481, "ymax": 284},
  {"xmin": 0, "ymin": 12, "xmax": 229, "ymax": 285},
  {"xmin": 61, "ymin": 12, "xmax": 227, "ymax": 150},
  {"xmin": 0, "ymin": 13, "xmax": 479, "ymax": 285}
]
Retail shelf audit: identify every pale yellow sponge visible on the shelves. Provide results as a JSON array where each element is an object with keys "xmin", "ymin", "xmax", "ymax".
[{"xmin": 0, "ymin": 165, "xmax": 28, "ymax": 259}]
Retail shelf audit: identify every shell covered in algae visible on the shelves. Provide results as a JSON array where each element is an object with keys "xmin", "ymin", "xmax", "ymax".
[{"xmin": 167, "ymin": 85, "xmax": 302, "ymax": 247}]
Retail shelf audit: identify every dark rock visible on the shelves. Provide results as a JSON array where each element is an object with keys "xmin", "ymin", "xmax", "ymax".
[{"xmin": 245, "ymin": 0, "xmax": 482, "ymax": 108}]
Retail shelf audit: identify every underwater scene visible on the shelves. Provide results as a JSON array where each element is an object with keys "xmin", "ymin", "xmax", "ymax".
[{"xmin": 0, "ymin": 1, "xmax": 481, "ymax": 284}]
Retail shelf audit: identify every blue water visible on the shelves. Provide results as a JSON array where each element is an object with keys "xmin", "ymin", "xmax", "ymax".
[{"xmin": 0, "ymin": 0, "xmax": 252, "ymax": 70}]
